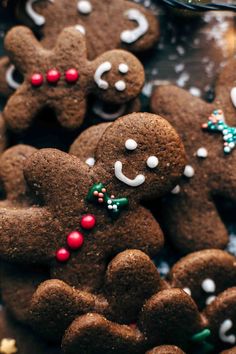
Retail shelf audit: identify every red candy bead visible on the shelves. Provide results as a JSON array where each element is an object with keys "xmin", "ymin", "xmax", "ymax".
[
  {"xmin": 81, "ymin": 214, "xmax": 96, "ymax": 230},
  {"xmin": 46, "ymin": 68, "xmax": 61, "ymax": 84},
  {"xmin": 65, "ymin": 68, "xmax": 79, "ymax": 83},
  {"xmin": 56, "ymin": 248, "xmax": 70, "ymax": 262},
  {"xmin": 31, "ymin": 73, "xmax": 43, "ymax": 87},
  {"xmin": 67, "ymin": 231, "xmax": 84, "ymax": 250}
]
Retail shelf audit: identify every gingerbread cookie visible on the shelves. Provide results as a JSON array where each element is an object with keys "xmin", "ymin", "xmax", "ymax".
[
  {"xmin": 15, "ymin": 0, "xmax": 159, "ymax": 60},
  {"xmin": 151, "ymin": 57, "xmax": 236, "ymax": 253},
  {"xmin": 3, "ymin": 25, "xmax": 144, "ymax": 132},
  {"xmin": 0, "ymin": 307, "xmax": 60, "ymax": 354},
  {"xmin": 168, "ymin": 249, "xmax": 236, "ymax": 311},
  {"xmin": 0, "ymin": 114, "xmax": 8, "ymax": 154},
  {"xmin": 0, "ymin": 113, "xmax": 185, "ymax": 341}
]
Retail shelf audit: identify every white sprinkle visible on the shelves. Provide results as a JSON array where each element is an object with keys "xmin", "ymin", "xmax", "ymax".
[
  {"xmin": 197, "ymin": 147, "xmax": 208, "ymax": 159},
  {"xmin": 171, "ymin": 185, "xmax": 181, "ymax": 194},
  {"xmin": 85, "ymin": 157, "xmax": 95, "ymax": 167},
  {"xmin": 189, "ymin": 87, "xmax": 201, "ymax": 98},
  {"xmin": 184, "ymin": 165, "xmax": 195, "ymax": 178},
  {"xmin": 183, "ymin": 287, "xmax": 191, "ymax": 296}
]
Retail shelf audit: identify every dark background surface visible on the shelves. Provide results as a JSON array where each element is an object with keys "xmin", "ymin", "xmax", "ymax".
[{"xmin": 0, "ymin": 1, "xmax": 235, "ymax": 271}]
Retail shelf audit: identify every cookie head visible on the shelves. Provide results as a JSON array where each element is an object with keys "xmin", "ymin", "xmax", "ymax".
[
  {"xmin": 94, "ymin": 113, "xmax": 186, "ymax": 200},
  {"xmin": 169, "ymin": 250, "xmax": 236, "ymax": 310},
  {"xmin": 93, "ymin": 51, "xmax": 145, "ymax": 104}
]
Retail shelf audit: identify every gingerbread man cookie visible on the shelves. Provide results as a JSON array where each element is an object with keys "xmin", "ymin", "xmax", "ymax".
[
  {"xmin": 16, "ymin": 0, "xmax": 159, "ymax": 59},
  {"xmin": 0, "ymin": 112, "xmax": 185, "ymax": 337},
  {"xmin": 146, "ymin": 346, "xmax": 186, "ymax": 354},
  {"xmin": 168, "ymin": 249, "xmax": 236, "ymax": 311},
  {"xmin": 3, "ymin": 25, "xmax": 144, "ymax": 132},
  {"xmin": 151, "ymin": 57, "xmax": 236, "ymax": 253}
]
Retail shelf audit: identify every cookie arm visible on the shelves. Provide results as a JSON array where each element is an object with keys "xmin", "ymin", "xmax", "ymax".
[
  {"xmin": 24, "ymin": 148, "xmax": 92, "ymax": 210},
  {"xmin": 0, "ymin": 206, "xmax": 62, "ymax": 264},
  {"xmin": 161, "ymin": 192, "xmax": 228, "ymax": 253},
  {"xmin": 3, "ymin": 83, "xmax": 43, "ymax": 132},
  {"xmin": 62, "ymin": 313, "xmax": 144, "ymax": 354},
  {"xmin": 4, "ymin": 26, "xmax": 42, "ymax": 74}
]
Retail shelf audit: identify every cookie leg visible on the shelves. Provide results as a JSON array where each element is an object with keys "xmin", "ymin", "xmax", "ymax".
[
  {"xmin": 62, "ymin": 313, "xmax": 144, "ymax": 354},
  {"xmin": 104, "ymin": 249, "xmax": 164, "ymax": 323},
  {"xmin": 161, "ymin": 195, "xmax": 228, "ymax": 253},
  {"xmin": 139, "ymin": 288, "xmax": 204, "ymax": 349},
  {"xmin": 30, "ymin": 279, "xmax": 98, "ymax": 341}
]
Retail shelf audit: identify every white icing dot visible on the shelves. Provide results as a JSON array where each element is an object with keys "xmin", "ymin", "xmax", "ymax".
[
  {"xmin": 231, "ymin": 87, "xmax": 236, "ymax": 108},
  {"xmin": 125, "ymin": 139, "xmax": 137, "ymax": 151},
  {"xmin": 147, "ymin": 156, "xmax": 159, "ymax": 169},
  {"xmin": 115, "ymin": 80, "xmax": 126, "ymax": 91},
  {"xmin": 119, "ymin": 63, "xmax": 129, "ymax": 74},
  {"xmin": 197, "ymin": 147, "xmax": 208, "ymax": 158},
  {"xmin": 77, "ymin": 0, "xmax": 92, "ymax": 14},
  {"xmin": 183, "ymin": 287, "xmax": 191, "ymax": 296},
  {"xmin": 201, "ymin": 278, "xmax": 216, "ymax": 293},
  {"xmin": 85, "ymin": 157, "xmax": 95, "ymax": 167},
  {"xmin": 75, "ymin": 25, "xmax": 86, "ymax": 35},
  {"xmin": 184, "ymin": 165, "xmax": 195, "ymax": 178},
  {"xmin": 206, "ymin": 295, "xmax": 216, "ymax": 305},
  {"xmin": 171, "ymin": 185, "xmax": 181, "ymax": 194}
]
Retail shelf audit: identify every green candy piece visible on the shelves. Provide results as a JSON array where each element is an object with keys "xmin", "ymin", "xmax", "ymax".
[{"xmin": 192, "ymin": 328, "xmax": 211, "ymax": 342}]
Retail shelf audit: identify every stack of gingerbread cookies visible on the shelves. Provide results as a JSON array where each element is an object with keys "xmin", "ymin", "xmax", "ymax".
[{"xmin": 0, "ymin": 1, "xmax": 235, "ymax": 353}]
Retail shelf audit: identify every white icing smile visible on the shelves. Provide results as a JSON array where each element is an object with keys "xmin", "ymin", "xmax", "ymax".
[
  {"xmin": 114, "ymin": 161, "xmax": 145, "ymax": 187},
  {"xmin": 6, "ymin": 64, "xmax": 20, "ymax": 90},
  {"xmin": 219, "ymin": 319, "xmax": 236, "ymax": 344},
  {"xmin": 121, "ymin": 9, "xmax": 149, "ymax": 44},
  {"xmin": 25, "ymin": 0, "xmax": 53, "ymax": 26}
]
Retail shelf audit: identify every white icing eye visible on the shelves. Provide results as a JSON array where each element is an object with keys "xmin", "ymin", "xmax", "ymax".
[
  {"xmin": 183, "ymin": 287, "xmax": 191, "ymax": 296},
  {"xmin": 119, "ymin": 63, "xmax": 129, "ymax": 74},
  {"xmin": 115, "ymin": 80, "xmax": 126, "ymax": 91},
  {"xmin": 85, "ymin": 157, "xmax": 95, "ymax": 167},
  {"xmin": 147, "ymin": 156, "xmax": 159, "ymax": 169},
  {"xmin": 184, "ymin": 165, "xmax": 195, "ymax": 178},
  {"xmin": 125, "ymin": 139, "xmax": 137, "ymax": 151},
  {"xmin": 201, "ymin": 278, "xmax": 216, "ymax": 293},
  {"xmin": 77, "ymin": 0, "xmax": 92, "ymax": 14}
]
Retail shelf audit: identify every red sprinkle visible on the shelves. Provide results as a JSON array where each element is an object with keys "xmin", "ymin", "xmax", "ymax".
[
  {"xmin": 81, "ymin": 214, "xmax": 96, "ymax": 230},
  {"xmin": 31, "ymin": 73, "xmax": 44, "ymax": 87},
  {"xmin": 46, "ymin": 68, "xmax": 61, "ymax": 84},
  {"xmin": 67, "ymin": 231, "xmax": 84, "ymax": 250},
  {"xmin": 65, "ymin": 68, "xmax": 79, "ymax": 83},
  {"xmin": 56, "ymin": 248, "xmax": 70, "ymax": 262}
]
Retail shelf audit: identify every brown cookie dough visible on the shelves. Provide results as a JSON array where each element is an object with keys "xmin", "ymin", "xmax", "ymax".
[
  {"xmin": 3, "ymin": 26, "xmax": 144, "ymax": 132},
  {"xmin": 145, "ymin": 345, "xmax": 186, "ymax": 354},
  {"xmin": 151, "ymin": 57, "xmax": 236, "ymax": 253},
  {"xmin": 15, "ymin": 0, "xmax": 159, "ymax": 59}
]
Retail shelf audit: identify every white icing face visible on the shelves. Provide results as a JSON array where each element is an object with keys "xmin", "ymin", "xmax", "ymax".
[
  {"xmin": 231, "ymin": 87, "xmax": 236, "ymax": 108},
  {"xmin": 94, "ymin": 62, "xmax": 129, "ymax": 92},
  {"xmin": 201, "ymin": 278, "xmax": 216, "ymax": 305},
  {"xmin": 77, "ymin": 0, "xmax": 92, "ymax": 14},
  {"xmin": 114, "ymin": 140, "xmax": 159, "ymax": 187},
  {"xmin": 121, "ymin": 9, "xmax": 149, "ymax": 44},
  {"xmin": 25, "ymin": 0, "xmax": 54, "ymax": 26},
  {"xmin": 184, "ymin": 165, "xmax": 195, "ymax": 178},
  {"xmin": 219, "ymin": 319, "xmax": 236, "ymax": 344},
  {"xmin": 6, "ymin": 64, "xmax": 20, "ymax": 90}
]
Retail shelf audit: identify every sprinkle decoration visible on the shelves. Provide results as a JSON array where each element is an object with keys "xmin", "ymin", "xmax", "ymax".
[
  {"xmin": 31, "ymin": 73, "xmax": 44, "ymax": 87},
  {"xmin": 202, "ymin": 109, "xmax": 236, "ymax": 154},
  {"xmin": 87, "ymin": 182, "xmax": 128, "ymax": 217},
  {"xmin": 31, "ymin": 68, "xmax": 79, "ymax": 87},
  {"xmin": 191, "ymin": 328, "xmax": 214, "ymax": 353},
  {"xmin": 56, "ymin": 213, "xmax": 96, "ymax": 262}
]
